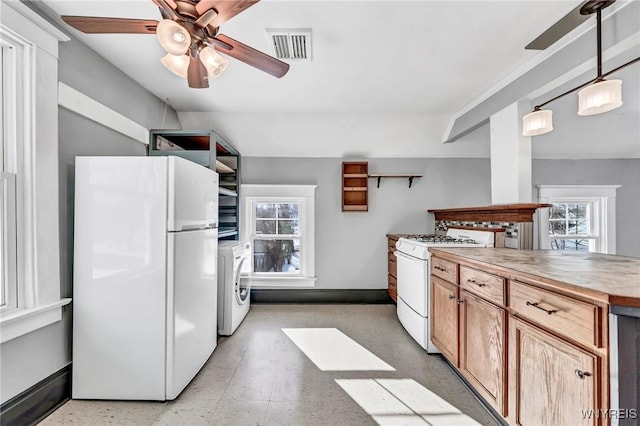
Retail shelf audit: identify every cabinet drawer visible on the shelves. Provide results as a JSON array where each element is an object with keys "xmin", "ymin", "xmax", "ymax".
[
  {"xmin": 388, "ymin": 238, "xmax": 398, "ymax": 252},
  {"xmin": 509, "ymin": 281, "xmax": 600, "ymax": 348},
  {"xmin": 460, "ymin": 266, "xmax": 505, "ymax": 306},
  {"xmin": 431, "ymin": 257, "xmax": 458, "ymax": 283},
  {"xmin": 388, "ymin": 252, "xmax": 397, "ymax": 277}
]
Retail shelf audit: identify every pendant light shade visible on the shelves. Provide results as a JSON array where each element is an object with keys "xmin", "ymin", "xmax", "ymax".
[
  {"xmin": 199, "ymin": 46, "xmax": 229, "ymax": 79},
  {"xmin": 577, "ymin": 79, "xmax": 623, "ymax": 116},
  {"xmin": 156, "ymin": 19, "xmax": 191, "ymax": 56},
  {"xmin": 161, "ymin": 54, "xmax": 189, "ymax": 78},
  {"xmin": 522, "ymin": 109, "xmax": 553, "ymax": 136}
]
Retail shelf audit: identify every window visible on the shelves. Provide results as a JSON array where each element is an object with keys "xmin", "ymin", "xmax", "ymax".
[
  {"xmin": 537, "ymin": 185, "xmax": 620, "ymax": 254},
  {"xmin": 253, "ymin": 202, "xmax": 300, "ymax": 273},
  {"xmin": 241, "ymin": 185, "xmax": 316, "ymax": 287},
  {"xmin": 0, "ymin": 3, "xmax": 70, "ymax": 343},
  {"xmin": 548, "ymin": 202, "xmax": 596, "ymax": 252},
  {"xmin": 1, "ymin": 42, "xmax": 18, "ymax": 313}
]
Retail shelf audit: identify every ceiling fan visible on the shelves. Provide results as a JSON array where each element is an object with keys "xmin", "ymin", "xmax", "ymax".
[{"xmin": 61, "ymin": 0, "xmax": 290, "ymax": 88}]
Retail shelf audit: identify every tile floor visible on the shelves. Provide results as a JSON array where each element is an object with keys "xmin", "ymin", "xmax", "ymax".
[{"xmin": 40, "ymin": 304, "xmax": 499, "ymax": 426}]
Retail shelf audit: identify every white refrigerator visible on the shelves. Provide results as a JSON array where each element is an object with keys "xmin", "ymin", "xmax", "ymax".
[{"xmin": 72, "ymin": 156, "xmax": 219, "ymax": 400}]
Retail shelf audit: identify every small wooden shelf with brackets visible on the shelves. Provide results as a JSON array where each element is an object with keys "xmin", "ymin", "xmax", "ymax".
[{"xmin": 368, "ymin": 174, "xmax": 423, "ymax": 188}]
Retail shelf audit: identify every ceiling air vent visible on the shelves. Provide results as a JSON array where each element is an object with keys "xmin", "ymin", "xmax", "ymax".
[{"xmin": 266, "ymin": 29, "xmax": 312, "ymax": 61}]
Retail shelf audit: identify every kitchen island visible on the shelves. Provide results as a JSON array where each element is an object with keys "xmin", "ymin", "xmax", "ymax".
[{"xmin": 428, "ymin": 247, "xmax": 640, "ymax": 426}]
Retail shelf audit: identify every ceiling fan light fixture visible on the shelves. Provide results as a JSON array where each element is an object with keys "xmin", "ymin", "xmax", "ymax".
[
  {"xmin": 160, "ymin": 53, "xmax": 189, "ymax": 79},
  {"xmin": 156, "ymin": 19, "xmax": 191, "ymax": 55},
  {"xmin": 522, "ymin": 109, "xmax": 553, "ymax": 137},
  {"xmin": 577, "ymin": 79, "xmax": 623, "ymax": 116},
  {"xmin": 199, "ymin": 46, "xmax": 229, "ymax": 79}
]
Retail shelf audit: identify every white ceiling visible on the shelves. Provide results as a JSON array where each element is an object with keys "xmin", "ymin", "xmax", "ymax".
[
  {"xmin": 36, "ymin": 0, "xmax": 639, "ymax": 158},
  {"xmin": 40, "ymin": 0, "xmax": 582, "ymax": 114}
]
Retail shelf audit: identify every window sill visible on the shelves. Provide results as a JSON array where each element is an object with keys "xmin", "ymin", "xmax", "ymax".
[
  {"xmin": 249, "ymin": 276, "xmax": 316, "ymax": 289},
  {"xmin": 0, "ymin": 299, "xmax": 71, "ymax": 344}
]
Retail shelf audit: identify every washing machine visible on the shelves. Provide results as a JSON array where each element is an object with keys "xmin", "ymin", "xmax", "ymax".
[{"xmin": 217, "ymin": 240, "xmax": 251, "ymax": 336}]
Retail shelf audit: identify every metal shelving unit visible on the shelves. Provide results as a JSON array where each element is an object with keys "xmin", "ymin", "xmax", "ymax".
[{"xmin": 148, "ymin": 129, "xmax": 241, "ymax": 240}]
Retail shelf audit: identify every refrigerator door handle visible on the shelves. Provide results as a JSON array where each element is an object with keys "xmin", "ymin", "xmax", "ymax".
[{"xmin": 177, "ymin": 223, "xmax": 218, "ymax": 231}]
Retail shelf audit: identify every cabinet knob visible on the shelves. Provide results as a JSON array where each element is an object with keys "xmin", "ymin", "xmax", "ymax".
[
  {"xmin": 575, "ymin": 369, "xmax": 591, "ymax": 380},
  {"xmin": 448, "ymin": 294, "xmax": 455, "ymax": 301}
]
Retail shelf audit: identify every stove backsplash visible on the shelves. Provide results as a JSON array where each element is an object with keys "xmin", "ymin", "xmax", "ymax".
[{"xmin": 435, "ymin": 220, "xmax": 533, "ymax": 249}]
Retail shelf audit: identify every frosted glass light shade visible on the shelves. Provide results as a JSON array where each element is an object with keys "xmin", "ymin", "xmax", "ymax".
[
  {"xmin": 161, "ymin": 54, "xmax": 189, "ymax": 78},
  {"xmin": 156, "ymin": 19, "xmax": 191, "ymax": 55},
  {"xmin": 522, "ymin": 109, "xmax": 553, "ymax": 136},
  {"xmin": 578, "ymin": 79, "xmax": 623, "ymax": 116},
  {"xmin": 199, "ymin": 46, "xmax": 228, "ymax": 79}
]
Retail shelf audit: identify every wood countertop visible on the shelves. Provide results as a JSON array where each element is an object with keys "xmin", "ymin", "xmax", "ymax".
[{"xmin": 428, "ymin": 247, "xmax": 640, "ymax": 308}]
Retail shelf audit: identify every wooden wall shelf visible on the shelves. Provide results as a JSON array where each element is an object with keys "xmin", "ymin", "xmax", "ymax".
[
  {"xmin": 342, "ymin": 162, "xmax": 368, "ymax": 211},
  {"xmin": 428, "ymin": 203, "xmax": 552, "ymax": 223},
  {"xmin": 368, "ymin": 174, "xmax": 423, "ymax": 188}
]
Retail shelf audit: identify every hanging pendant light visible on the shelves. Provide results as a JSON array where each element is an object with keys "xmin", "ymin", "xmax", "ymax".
[
  {"xmin": 522, "ymin": 108, "xmax": 553, "ymax": 136},
  {"xmin": 577, "ymin": 78, "xmax": 622, "ymax": 115},
  {"xmin": 199, "ymin": 46, "xmax": 229, "ymax": 79},
  {"xmin": 520, "ymin": 1, "xmax": 637, "ymax": 136},
  {"xmin": 156, "ymin": 19, "xmax": 191, "ymax": 56}
]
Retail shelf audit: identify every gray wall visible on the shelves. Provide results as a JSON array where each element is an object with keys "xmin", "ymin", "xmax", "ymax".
[
  {"xmin": 1, "ymin": 3, "xmax": 181, "ymax": 403},
  {"xmin": 243, "ymin": 157, "xmax": 639, "ymax": 290},
  {"xmin": 533, "ymin": 159, "xmax": 640, "ymax": 258},
  {"xmin": 242, "ymin": 157, "xmax": 492, "ymax": 289}
]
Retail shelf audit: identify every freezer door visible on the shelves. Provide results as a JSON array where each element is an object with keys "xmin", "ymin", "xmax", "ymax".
[
  {"xmin": 166, "ymin": 228, "xmax": 218, "ymax": 399},
  {"xmin": 167, "ymin": 156, "xmax": 218, "ymax": 232}
]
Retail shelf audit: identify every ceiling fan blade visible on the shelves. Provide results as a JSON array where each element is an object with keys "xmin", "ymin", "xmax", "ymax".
[
  {"xmin": 61, "ymin": 16, "xmax": 158, "ymax": 34},
  {"xmin": 187, "ymin": 55, "xmax": 209, "ymax": 88},
  {"xmin": 211, "ymin": 34, "xmax": 289, "ymax": 78},
  {"xmin": 195, "ymin": 9, "xmax": 219, "ymax": 28},
  {"xmin": 195, "ymin": 0, "xmax": 260, "ymax": 27},
  {"xmin": 525, "ymin": 1, "xmax": 592, "ymax": 50},
  {"xmin": 152, "ymin": 0, "xmax": 177, "ymax": 9}
]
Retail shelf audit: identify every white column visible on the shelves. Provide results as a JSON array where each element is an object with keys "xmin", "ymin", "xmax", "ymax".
[{"xmin": 489, "ymin": 101, "xmax": 532, "ymax": 204}]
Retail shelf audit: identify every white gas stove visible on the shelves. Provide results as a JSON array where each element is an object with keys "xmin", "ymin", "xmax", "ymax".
[{"xmin": 394, "ymin": 228, "xmax": 495, "ymax": 353}]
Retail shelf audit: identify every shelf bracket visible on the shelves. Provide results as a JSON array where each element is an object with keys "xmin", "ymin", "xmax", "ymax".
[
  {"xmin": 408, "ymin": 177, "xmax": 414, "ymax": 188},
  {"xmin": 377, "ymin": 176, "xmax": 382, "ymax": 188}
]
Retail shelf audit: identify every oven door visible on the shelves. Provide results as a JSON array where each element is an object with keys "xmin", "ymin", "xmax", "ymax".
[{"xmin": 394, "ymin": 251, "xmax": 429, "ymax": 316}]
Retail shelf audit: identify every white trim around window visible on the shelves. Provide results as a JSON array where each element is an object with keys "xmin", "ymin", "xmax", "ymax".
[
  {"xmin": 537, "ymin": 185, "xmax": 621, "ymax": 254},
  {"xmin": 241, "ymin": 184, "xmax": 317, "ymax": 288},
  {"xmin": 0, "ymin": 1, "xmax": 71, "ymax": 343}
]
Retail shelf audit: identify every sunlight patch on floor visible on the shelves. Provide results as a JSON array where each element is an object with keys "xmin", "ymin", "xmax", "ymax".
[
  {"xmin": 336, "ymin": 379, "xmax": 481, "ymax": 426},
  {"xmin": 282, "ymin": 328, "xmax": 395, "ymax": 371}
]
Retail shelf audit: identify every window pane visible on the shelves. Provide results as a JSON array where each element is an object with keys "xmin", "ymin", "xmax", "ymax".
[
  {"xmin": 550, "ymin": 204, "xmax": 566, "ymax": 219},
  {"xmin": 278, "ymin": 220, "xmax": 299, "ymax": 235},
  {"xmin": 549, "ymin": 220, "xmax": 566, "ymax": 235},
  {"xmin": 255, "ymin": 219, "xmax": 276, "ymax": 235},
  {"xmin": 568, "ymin": 203, "xmax": 586, "ymax": 219},
  {"xmin": 550, "ymin": 238, "xmax": 589, "ymax": 252},
  {"xmin": 253, "ymin": 238, "xmax": 300, "ymax": 273},
  {"xmin": 568, "ymin": 220, "xmax": 589, "ymax": 236},
  {"xmin": 278, "ymin": 203, "xmax": 299, "ymax": 219},
  {"xmin": 256, "ymin": 203, "xmax": 276, "ymax": 218}
]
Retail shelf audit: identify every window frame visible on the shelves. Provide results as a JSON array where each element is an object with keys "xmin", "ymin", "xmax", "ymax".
[
  {"xmin": 537, "ymin": 185, "xmax": 621, "ymax": 254},
  {"xmin": 241, "ymin": 184, "xmax": 317, "ymax": 288},
  {"xmin": 0, "ymin": 3, "xmax": 71, "ymax": 343}
]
